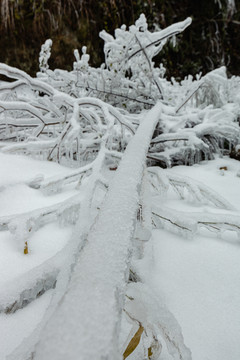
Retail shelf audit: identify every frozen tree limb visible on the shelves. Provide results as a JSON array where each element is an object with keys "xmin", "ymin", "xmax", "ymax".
[
  {"xmin": 152, "ymin": 205, "xmax": 240, "ymax": 239},
  {"xmin": 0, "ymin": 63, "xmax": 55, "ymax": 96},
  {"xmin": 28, "ymin": 102, "xmax": 162, "ymax": 360},
  {"xmin": 167, "ymin": 172, "xmax": 235, "ymax": 210}
]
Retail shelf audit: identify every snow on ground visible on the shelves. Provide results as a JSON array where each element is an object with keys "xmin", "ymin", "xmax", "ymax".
[
  {"xmin": 0, "ymin": 291, "xmax": 53, "ymax": 359},
  {"xmin": 166, "ymin": 156, "xmax": 240, "ymax": 210},
  {"xmin": 151, "ymin": 230, "xmax": 240, "ymax": 360},
  {"xmin": 0, "ymin": 153, "xmax": 78, "ymax": 359},
  {"xmin": 0, "ymin": 153, "xmax": 80, "ymax": 216},
  {"xmin": 0, "ymin": 153, "xmax": 75, "ymax": 188},
  {"xmin": 0, "ymin": 153, "xmax": 240, "ymax": 359},
  {"xmin": 0, "ymin": 153, "xmax": 78, "ymax": 286},
  {"xmin": 0, "ymin": 224, "xmax": 72, "ymax": 287},
  {"xmin": 150, "ymin": 156, "xmax": 240, "ymax": 360}
]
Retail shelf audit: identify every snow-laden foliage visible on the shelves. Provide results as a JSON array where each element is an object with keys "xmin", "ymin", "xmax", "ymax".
[
  {"xmin": 0, "ymin": 62, "xmax": 134, "ymax": 167},
  {"xmin": 0, "ymin": 14, "xmax": 240, "ymax": 167},
  {"xmin": 35, "ymin": 15, "xmax": 191, "ymax": 112}
]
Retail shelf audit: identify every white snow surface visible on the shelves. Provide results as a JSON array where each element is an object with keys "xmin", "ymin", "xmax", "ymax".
[
  {"xmin": 0, "ymin": 291, "xmax": 53, "ymax": 359},
  {"xmin": 0, "ymin": 153, "xmax": 79, "ymax": 287},
  {"xmin": 0, "ymin": 223, "xmax": 72, "ymax": 287},
  {"xmin": 0, "ymin": 153, "xmax": 78, "ymax": 358},
  {"xmin": 149, "ymin": 156, "xmax": 240, "ymax": 360},
  {"xmin": 0, "ymin": 147, "xmax": 240, "ymax": 360},
  {"xmin": 151, "ymin": 229, "xmax": 240, "ymax": 360}
]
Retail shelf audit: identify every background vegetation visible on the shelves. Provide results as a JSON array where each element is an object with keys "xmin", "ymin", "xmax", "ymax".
[{"xmin": 0, "ymin": 0, "xmax": 239, "ymax": 79}]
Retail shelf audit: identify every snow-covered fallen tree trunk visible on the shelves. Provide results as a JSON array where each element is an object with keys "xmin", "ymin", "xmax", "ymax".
[{"xmin": 32, "ymin": 102, "xmax": 162, "ymax": 360}]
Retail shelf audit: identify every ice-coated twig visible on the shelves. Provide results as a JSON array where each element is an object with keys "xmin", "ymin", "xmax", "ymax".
[
  {"xmin": 0, "ymin": 260, "xmax": 60, "ymax": 314},
  {"xmin": 152, "ymin": 205, "xmax": 240, "ymax": 239},
  {"xmin": 134, "ymin": 34, "xmax": 163, "ymax": 99},
  {"xmin": 150, "ymin": 131, "xmax": 207, "ymax": 148},
  {"xmin": 74, "ymin": 82, "xmax": 154, "ymax": 106},
  {"xmin": 70, "ymin": 97, "xmax": 135, "ymax": 134},
  {"xmin": 39, "ymin": 159, "xmax": 97, "ymax": 194},
  {"xmin": 0, "ymin": 79, "xmax": 27, "ymax": 93},
  {"xmin": 127, "ymin": 17, "xmax": 192, "ymax": 61},
  {"xmin": 0, "ymin": 63, "xmax": 55, "ymax": 96},
  {"xmin": 0, "ymin": 100, "xmax": 46, "ymax": 125},
  {"xmin": 148, "ymin": 167, "xmax": 235, "ymax": 210},
  {"xmin": 0, "ymin": 193, "xmax": 82, "ymax": 235},
  {"xmin": 148, "ymin": 167, "xmax": 169, "ymax": 197},
  {"xmin": 176, "ymin": 81, "xmax": 205, "ymax": 113},
  {"xmin": 125, "ymin": 283, "xmax": 192, "ymax": 360},
  {"xmin": 168, "ymin": 172, "xmax": 235, "ymax": 210},
  {"xmin": 152, "ymin": 205, "xmax": 196, "ymax": 236},
  {"xmin": 39, "ymin": 39, "xmax": 52, "ymax": 73},
  {"xmin": 1, "ymin": 139, "xmax": 57, "ymax": 154}
]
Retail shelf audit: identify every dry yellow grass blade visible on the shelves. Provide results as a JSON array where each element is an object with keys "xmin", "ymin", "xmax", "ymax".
[
  {"xmin": 123, "ymin": 325, "xmax": 144, "ymax": 359},
  {"xmin": 148, "ymin": 346, "xmax": 153, "ymax": 358},
  {"xmin": 24, "ymin": 241, "xmax": 28, "ymax": 255}
]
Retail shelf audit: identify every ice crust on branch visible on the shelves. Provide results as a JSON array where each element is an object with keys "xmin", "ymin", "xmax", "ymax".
[
  {"xmin": 148, "ymin": 166, "xmax": 240, "ymax": 239},
  {"xmin": 39, "ymin": 39, "xmax": 52, "ymax": 73},
  {"xmin": 125, "ymin": 283, "xmax": 192, "ymax": 360},
  {"xmin": 148, "ymin": 167, "xmax": 234, "ymax": 210},
  {"xmin": 152, "ymin": 205, "xmax": 240, "ymax": 240}
]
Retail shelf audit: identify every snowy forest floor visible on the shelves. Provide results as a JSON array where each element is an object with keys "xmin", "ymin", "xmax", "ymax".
[
  {"xmin": 150, "ymin": 158, "xmax": 240, "ymax": 360},
  {"xmin": 0, "ymin": 153, "xmax": 240, "ymax": 360}
]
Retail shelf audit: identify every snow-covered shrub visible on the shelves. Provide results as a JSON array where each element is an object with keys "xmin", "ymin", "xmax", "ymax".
[
  {"xmin": 35, "ymin": 14, "xmax": 191, "ymax": 113},
  {"xmin": 0, "ymin": 63, "xmax": 134, "ymax": 166},
  {"xmin": 1, "ymin": 13, "xmax": 239, "ymax": 168}
]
